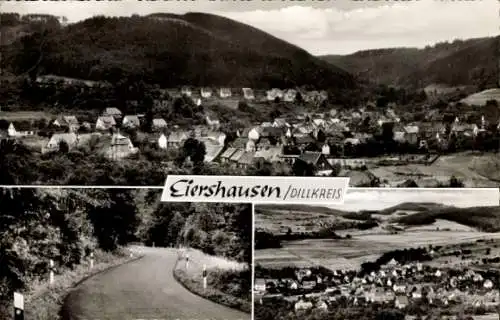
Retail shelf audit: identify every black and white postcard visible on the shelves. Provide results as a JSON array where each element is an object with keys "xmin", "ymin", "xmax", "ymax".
[{"xmin": 0, "ymin": 1, "xmax": 499, "ymax": 187}]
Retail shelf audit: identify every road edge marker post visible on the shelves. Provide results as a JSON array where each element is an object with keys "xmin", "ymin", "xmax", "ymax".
[
  {"xmin": 13, "ymin": 292, "xmax": 24, "ymax": 320},
  {"xmin": 185, "ymin": 253, "xmax": 189, "ymax": 270},
  {"xmin": 90, "ymin": 252, "xmax": 94, "ymax": 269},
  {"xmin": 203, "ymin": 264, "xmax": 207, "ymax": 291},
  {"xmin": 49, "ymin": 259, "xmax": 55, "ymax": 285}
]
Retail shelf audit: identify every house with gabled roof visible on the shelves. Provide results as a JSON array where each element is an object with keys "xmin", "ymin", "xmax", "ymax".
[
  {"xmin": 242, "ymin": 88, "xmax": 255, "ymax": 100},
  {"xmin": 158, "ymin": 133, "xmax": 168, "ymax": 149},
  {"xmin": 44, "ymin": 132, "xmax": 78, "ymax": 153},
  {"xmin": 254, "ymin": 278, "xmax": 266, "ymax": 293},
  {"xmin": 266, "ymin": 88, "xmax": 284, "ymax": 101},
  {"xmin": 254, "ymin": 146, "xmax": 282, "ymax": 163},
  {"xmin": 96, "ymin": 116, "xmax": 116, "ymax": 131},
  {"xmin": 122, "ymin": 115, "xmax": 141, "ymax": 129},
  {"xmin": 296, "ymin": 151, "xmax": 332, "ymax": 174},
  {"xmin": 284, "ymin": 89, "xmax": 297, "ymax": 102},
  {"xmin": 200, "ymin": 87, "xmax": 212, "ymax": 98},
  {"xmin": 220, "ymin": 147, "xmax": 237, "ymax": 163},
  {"xmin": 237, "ymin": 151, "xmax": 255, "ymax": 169},
  {"xmin": 152, "ymin": 118, "xmax": 167, "ymax": 131},
  {"xmin": 167, "ymin": 131, "xmax": 190, "ymax": 148},
  {"xmin": 53, "ymin": 115, "xmax": 79, "ymax": 132},
  {"xmin": 229, "ymin": 148, "xmax": 245, "ymax": 165},
  {"xmin": 106, "ymin": 133, "xmax": 138, "ymax": 160},
  {"xmin": 7, "ymin": 122, "xmax": 34, "ymax": 137},
  {"xmin": 199, "ymin": 138, "xmax": 225, "ymax": 163},
  {"xmin": 103, "ymin": 107, "xmax": 122, "ymax": 118},
  {"xmin": 219, "ymin": 88, "xmax": 232, "ymax": 98}
]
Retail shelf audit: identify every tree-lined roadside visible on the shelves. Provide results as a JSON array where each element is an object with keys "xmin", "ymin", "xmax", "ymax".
[{"xmin": 0, "ymin": 189, "xmax": 252, "ymax": 319}]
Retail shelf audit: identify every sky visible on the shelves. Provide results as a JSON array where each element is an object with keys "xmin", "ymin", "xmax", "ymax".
[
  {"xmin": 328, "ymin": 188, "xmax": 500, "ymax": 211},
  {"xmin": 2, "ymin": 0, "xmax": 498, "ymax": 55}
]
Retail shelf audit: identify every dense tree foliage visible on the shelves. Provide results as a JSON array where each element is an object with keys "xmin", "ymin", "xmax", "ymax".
[
  {"xmin": 2, "ymin": 14, "xmax": 356, "ymax": 89},
  {"xmin": 147, "ymin": 202, "xmax": 252, "ymax": 265}
]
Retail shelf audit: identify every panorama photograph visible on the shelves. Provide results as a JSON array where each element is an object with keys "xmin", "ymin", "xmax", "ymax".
[
  {"xmin": 0, "ymin": 187, "xmax": 251, "ymax": 320},
  {"xmin": 254, "ymin": 188, "xmax": 500, "ymax": 320},
  {"xmin": 0, "ymin": 1, "xmax": 499, "ymax": 186}
]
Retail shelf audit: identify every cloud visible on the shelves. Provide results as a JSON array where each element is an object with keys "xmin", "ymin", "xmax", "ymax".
[
  {"xmin": 2, "ymin": 0, "xmax": 497, "ymax": 54},
  {"xmin": 219, "ymin": 1, "xmax": 498, "ymax": 54}
]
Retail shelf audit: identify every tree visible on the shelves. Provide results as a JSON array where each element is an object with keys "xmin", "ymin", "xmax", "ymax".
[
  {"xmin": 295, "ymin": 91, "xmax": 303, "ymax": 104},
  {"xmin": 58, "ymin": 140, "xmax": 69, "ymax": 153},
  {"xmin": 292, "ymin": 160, "xmax": 315, "ymax": 176},
  {"xmin": 449, "ymin": 176, "xmax": 464, "ymax": 187},
  {"xmin": 87, "ymin": 190, "xmax": 139, "ymax": 251},
  {"xmin": 182, "ymin": 138, "xmax": 206, "ymax": 165}
]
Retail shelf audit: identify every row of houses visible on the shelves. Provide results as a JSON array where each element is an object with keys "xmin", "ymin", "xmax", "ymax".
[
  {"xmin": 33, "ymin": 75, "xmax": 329, "ymax": 103},
  {"xmin": 40, "ymin": 132, "xmax": 138, "ymax": 159}
]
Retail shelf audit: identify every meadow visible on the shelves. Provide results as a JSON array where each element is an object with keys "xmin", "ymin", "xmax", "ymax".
[{"xmin": 255, "ymin": 231, "xmax": 500, "ymax": 271}]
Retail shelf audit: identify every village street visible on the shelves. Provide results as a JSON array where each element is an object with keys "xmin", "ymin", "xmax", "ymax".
[{"xmin": 60, "ymin": 246, "xmax": 248, "ymax": 320}]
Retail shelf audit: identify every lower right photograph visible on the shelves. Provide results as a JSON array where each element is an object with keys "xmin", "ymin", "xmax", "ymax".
[{"xmin": 253, "ymin": 188, "xmax": 500, "ymax": 320}]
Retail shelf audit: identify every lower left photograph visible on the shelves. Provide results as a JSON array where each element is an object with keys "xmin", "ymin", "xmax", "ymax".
[{"xmin": 0, "ymin": 187, "xmax": 252, "ymax": 320}]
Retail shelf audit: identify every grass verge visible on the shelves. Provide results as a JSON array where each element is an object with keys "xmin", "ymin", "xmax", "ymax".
[
  {"xmin": 172, "ymin": 249, "xmax": 251, "ymax": 314},
  {"xmin": 19, "ymin": 248, "xmax": 141, "ymax": 320}
]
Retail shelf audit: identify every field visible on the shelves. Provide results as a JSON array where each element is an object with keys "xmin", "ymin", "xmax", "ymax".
[
  {"xmin": 371, "ymin": 153, "xmax": 500, "ymax": 187},
  {"xmin": 0, "ymin": 111, "xmax": 55, "ymax": 121},
  {"xmin": 255, "ymin": 231, "xmax": 500, "ymax": 271},
  {"xmin": 255, "ymin": 208, "xmax": 354, "ymax": 234}
]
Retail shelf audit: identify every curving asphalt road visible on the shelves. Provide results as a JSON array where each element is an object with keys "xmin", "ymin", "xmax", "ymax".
[{"xmin": 61, "ymin": 246, "xmax": 249, "ymax": 320}]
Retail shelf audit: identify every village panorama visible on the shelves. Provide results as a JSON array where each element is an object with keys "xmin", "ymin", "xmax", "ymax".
[
  {"xmin": 254, "ymin": 189, "xmax": 500, "ymax": 320},
  {"xmin": 0, "ymin": 12, "xmax": 499, "ymax": 186}
]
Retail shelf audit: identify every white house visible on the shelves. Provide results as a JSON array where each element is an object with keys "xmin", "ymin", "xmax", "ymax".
[
  {"xmin": 8, "ymin": 122, "xmax": 34, "ymax": 137},
  {"xmin": 206, "ymin": 115, "xmax": 220, "ymax": 129},
  {"xmin": 96, "ymin": 116, "xmax": 116, "ymax": 131},
  {"xmin": 254, "ymin": 279, "xmax": 266, "ymax": 292},
  {"xmin": 248, "ymin": 127, "xmax": 260, "ymax": 141},
  {"xmin": 106, "ymin": 133, "xmax": 138, "ymax": 160},
  {"xmin": 219, "ymin": 88, "xmax": 232, "ymax": 98},
  {"xmin": 44, "ymin": 133, "xmax": 78, "ymax": 152},
  {"xmin": 158, "ymin": 133, "xmax": 168, "ymax": 149},
  {"xmin": 484, "ymin": 279, "xmax": 494, "ymax": 289},
  {"xmin": 294, "ymin": 300, "xmax": 313, "ymax": 311},
  {"xmin": 200, "ymin": 88, "xmax": 212, "ymax": 98},
  {"xmin": 242, "ymin": 88, "xmax": 255, "ymax": 100},
  {"xmin": 103, "ymin": 107, "xmax": 122, "ymax": 118},
  {"xmin": 181, "ymin": 86, "xmax": 192, "ymax": 97},
  {"xmin": 152, "ymin": 118, "xmax": 167, "ymax": 131},
  {"xmin": 53, "ymin": 115, "xmax": 79, "ymax": 132},
  {"xmin": 284, "ymin": 89, "xmax": 297, "ymax": 102},
  {"xmin": 266, "ymin": 88, "xmax": 284, "ymax": 101},
  {"xmin": 322, "ymin": 143, "xmax": 330, "ymax": 155},
  {"xmin": 122, "ymin": 115, "xmax": 141, "ymax": 128}
]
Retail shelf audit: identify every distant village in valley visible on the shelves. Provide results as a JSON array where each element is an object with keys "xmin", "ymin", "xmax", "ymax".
[
  {"xmin": 2, "ymin": 74, "xmax": 500, "ymax": 186},
  {"xmin": 255, "ymin": 246, "xmax": 500, "ymax": 320},
  {"xmin": 254, "ymin": 200, "xmax": 500, "ymax": 320}
]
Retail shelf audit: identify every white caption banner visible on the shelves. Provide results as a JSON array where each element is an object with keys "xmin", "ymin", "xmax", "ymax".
[{"xmin": 161, "ymin": 175, "xmax": 349, "ymax": 204}]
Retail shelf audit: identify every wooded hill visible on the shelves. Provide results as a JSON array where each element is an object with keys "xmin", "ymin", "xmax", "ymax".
[
  {"xmin": 1, "ymin": 12, "xmax": 356, "ymax": 89},
  {"xmin": 320, "ymin": 37, "xmax": 499, "ymax": 89}
]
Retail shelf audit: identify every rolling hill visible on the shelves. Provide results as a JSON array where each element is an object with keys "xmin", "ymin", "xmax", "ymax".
[
  {"xmin": 320, "ymin": 36, "xmax": 499, "ymax": 89},
  {"xmin": 256, "ymin": 203, "xmax": 500, "ymax": 232},
  {"xmin": 1, "ymin": 12, "xmax": 356, "ymax": 89}
]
